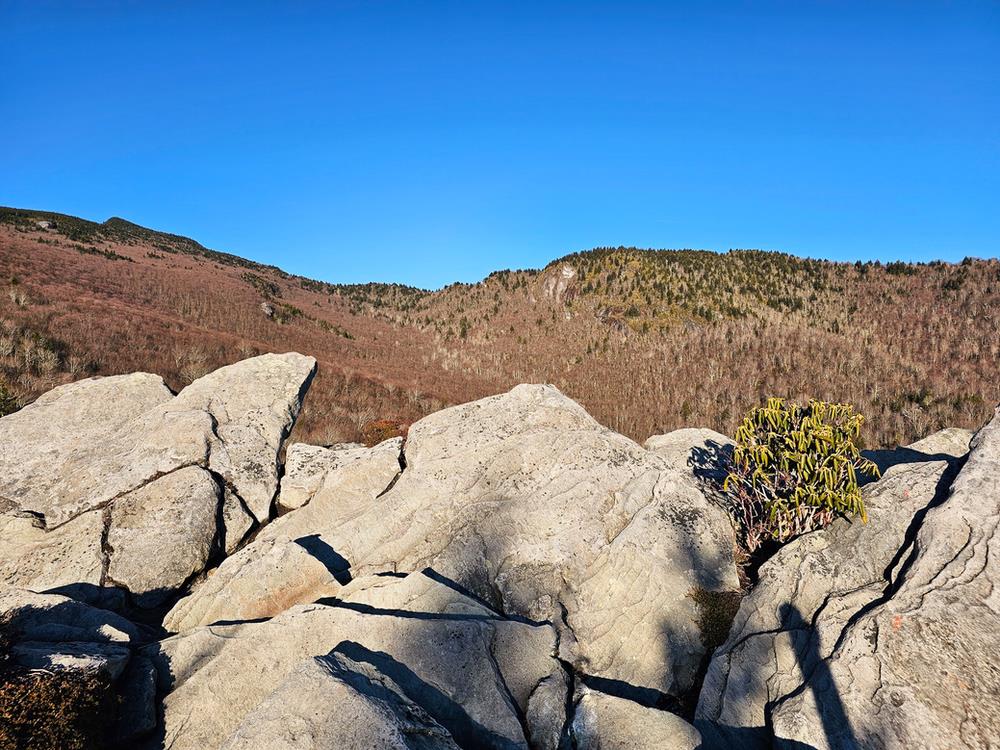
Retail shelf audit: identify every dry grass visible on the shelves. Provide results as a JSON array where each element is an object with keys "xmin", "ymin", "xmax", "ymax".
[{"xmin": 0, "ymin": 668, "xmax": 116, "ymax": 750}]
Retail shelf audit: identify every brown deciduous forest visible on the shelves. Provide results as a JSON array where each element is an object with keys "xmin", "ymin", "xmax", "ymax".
[{"xmin": 1, "ymin": 207, "xmax": 997, "ymax": 448}]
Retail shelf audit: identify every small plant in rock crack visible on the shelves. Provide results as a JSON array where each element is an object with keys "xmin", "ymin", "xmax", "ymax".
[{"xmin": 724, "ymin": 397, "xmax": 880, "ymax": 553}]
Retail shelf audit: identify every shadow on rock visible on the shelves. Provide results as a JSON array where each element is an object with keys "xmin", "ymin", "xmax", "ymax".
[
  {"xmin": 687, "ymin": 440, "xmax": 734, "ymax": 487},
  {"xmin": 293, "ymin": 533, "xmax": 353, "ymax": 585},
  {"xmin": 861, "ymin": 447, "xmax": 962, "ymax": 481},
  {"xmin": 330, "ymin": 640, "xmax": 515, "ymax": 748},
  {"xmin": 762, "ymin": 603, "xmax": 868, "ymax": 749}
]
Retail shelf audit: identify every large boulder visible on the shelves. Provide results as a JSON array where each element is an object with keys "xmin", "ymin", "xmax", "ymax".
[
  {"xmin": 164, "ymin": 353, "xmax": 317, "ymax": 521},
  {"xmin": 276, "ymin": 441, "xmax": 372, "ymax": 513},
  {"xmin": 0, "ymin": 508, "xmax": 106, "ymax": 596},
  {"xmin": 0, "ymin": 372, "xmax": 210, "ymax": 529},
  {"xmin": 696, "ymin": 425, "xmax": 984, "ymax": 747},
  {"xmin": 0, "ymin": 353, "xmax": 316, "ymax": 609},
  {"xmin": 144, "ymin": 570, "xmax": 566, "ymax": 750},
  {"xmin": 105, "ymin": 466, "xmax": 223, "ymax": 608},
  {"xmin": 643, "ymin": 427, "xmax": 734, "ymax": 485},
  {"xmin": 770, "ymin": 410, "xmax": 999, "ymax": 749},
  {"xmin": 164, "ymin": 437, "xmax": 404, "ymax": 629},
  {"xmin": 167, "ymin": 384, "xmax": 739, "ymax": 701},
  {"xmin": 218, "ymin": 652, "xmax": 463, "ymax": 750}
]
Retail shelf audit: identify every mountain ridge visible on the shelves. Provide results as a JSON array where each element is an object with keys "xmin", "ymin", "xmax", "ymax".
[{"xmin": 1, "ymin": 205, "xmax": 997, "ymax": 448}]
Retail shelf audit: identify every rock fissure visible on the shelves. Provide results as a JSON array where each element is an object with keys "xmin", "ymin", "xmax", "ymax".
[
  {"xmin": 821, "ymin": 460, "xmax": 967, "ymax": 662},
  {"xmin": 375, "ymin": 470, "xmax": 402, "ymax": 499},
  {"xmin": 878, "ymin": 456, "xmax": 966, "ymax": 586},
  {"xmin": 486, "ymin": 629, "xmax": 532, "ymax": 744},
  {"xmin": 558, "ymin": 663, "xmax": 579, "ymax": 749},
  {"xmin": 45, "ymin": 460, "xmax": 210, "ymax": 534},
  {"xmin": 99, "ymin": 504, "xmax": 114, "ymax": 587},
  {"xmin": 759, "ymin": 469, "xmax": 967, "ymax": 731}
]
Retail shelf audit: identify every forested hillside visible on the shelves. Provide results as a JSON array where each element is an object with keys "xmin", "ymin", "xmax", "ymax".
[{"xmin": 1, "ymin": 206, "xmax": 997, "ymax": 447}]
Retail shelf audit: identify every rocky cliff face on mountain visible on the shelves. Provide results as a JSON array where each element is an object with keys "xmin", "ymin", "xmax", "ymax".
[{"xmin": 0, "ymin": 354, "xmax": 997, "ymax": 749}]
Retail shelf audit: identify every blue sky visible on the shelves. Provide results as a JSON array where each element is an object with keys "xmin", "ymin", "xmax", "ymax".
[{"xmin": 2, "ymin": 1, "xmax": 997, "ymax": 288}]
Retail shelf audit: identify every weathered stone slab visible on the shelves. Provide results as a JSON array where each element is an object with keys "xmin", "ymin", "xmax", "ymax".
[
  {"xmin": 168, "ymin": 385, "xmax": 738, "ymax": 702},
  {"xmin": 0, "ymin": 353, "xmax": 316, "ymax": 607},
  {"xmin": 570, "ymin": 688, "xmax": 702, "ymax": 749},
  {"xmin": 770, "ymin": 411, "xmax": 999, "ymax": 749},
  {"xmin": 107, "ymin": 466, "xmax": 222, "ymax": 607},
  {"xmin": 147, "ymin": 571, "xmax": 564, "ymax": 750},
  {"xmin": 696, "ymin": 425, "xmax": 986, "ymax": 748},
  {"xmin": 276, "ymin": 441, "xmax": 371, "ymax": 513},
  {"xmin": 219, "ymin": 653, "xmax": 462, "ymax": 750}
]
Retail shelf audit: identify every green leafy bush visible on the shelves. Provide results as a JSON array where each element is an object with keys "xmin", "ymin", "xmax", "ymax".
[{"xmin": 724, "ymin": 398, "xmax": 880, "ymax": 552}]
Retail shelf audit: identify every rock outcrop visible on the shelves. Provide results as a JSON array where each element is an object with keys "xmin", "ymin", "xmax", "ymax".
[
  {"xmin": 166, "ymin": 383, "xmax": 741, "ymax": 703},
  {"xmin": 2, "ymin": 354, "xmax": 997, "ymax": 750},
  {"xmin": 769, "ymin": 412, "xmax": 999, "ymax": 749},
  {"xmin": 0, "ymin": 353, "xmax": 316, "ymax": 609},
  {"xmin": 218, "ymin": 652, "xmax": 463, "ymax": 750},
  {"xmin": 163, "ymin": 436, "xmax": 404, "ymax": 629},
  {"xmin": 696, "ymin": 422, "xmax": 997, "ymax": 748},
  {"xmin": 275, "ymin": 441, "xmax": 373, "ymax": 513},
  {"xmin": 0, "ymin": 588, "xmax": 157, "ymax": 743},
  {"xmin": 569, "ymin": 687, "xmax": 703, "ymax": 749},
  {"xmin": 146, "ymin": 571, "xmax": 566, "ymax": 750},
  {"xmin": 643, "ymin": 427, "xmax": 734, "ymax": 483}
]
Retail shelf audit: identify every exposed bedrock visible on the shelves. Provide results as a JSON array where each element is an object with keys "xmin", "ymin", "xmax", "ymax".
[
  {"xmin": 0, "ymin": 353, "xmax": 316, "ymax": 610},
  {"xmin": 3, "ymin": 354, "xmax": 997, "ymax": 749},
  {"xmin": 166, "ymin": 383, "xmax": 741, "ymax": 704},
  {"xmin": 696, "ymin": 417, "xmax": 1000, "ymax": 749}
]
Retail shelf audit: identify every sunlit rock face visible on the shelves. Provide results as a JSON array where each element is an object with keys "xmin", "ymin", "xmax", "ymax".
[
  {"xmin": 3, "ymin": 353, "xmax": 996, "ymax": 749},
  {"xmin": 167, "ymin": 382, "xmax": 741, "ymax": 703},
  {"xmin": 0, "ymin": 353, "xmax": 316, "ymax": 609}
]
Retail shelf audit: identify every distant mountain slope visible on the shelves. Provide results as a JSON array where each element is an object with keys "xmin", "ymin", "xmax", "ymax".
[{"xmin": 1, "ymin": 206, "xmax": 997, "ymax": 446}]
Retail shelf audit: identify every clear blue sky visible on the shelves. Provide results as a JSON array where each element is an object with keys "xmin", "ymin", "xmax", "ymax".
[{"xmin": 2, "ymin": 1, "xmax": 997, "ymax": 288}]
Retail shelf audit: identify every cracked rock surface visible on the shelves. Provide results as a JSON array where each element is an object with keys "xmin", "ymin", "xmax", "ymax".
[
  {"xmin": 167, "ymin": 384, "xmax": 740, "ymax": 701},
  {"xmin": 3, "ymin": 354, "xmax": 996, "ymax": 749},
  {"xmin": 696, "ymin": 422, "xmax": 993, "ymax": 748},
  {"xmin": 164, "ymin": 436, "xmax": 404, "ymax": 630},
  {"xmin": 769, "ymin": 409, "xmax": 1000, "ymax": 749},
  {"xmin": 106, "ymin": 466, "xmax": 222, "ymax": 608},
  {"xmin": 145, "ymin": 570, "xmax": 565, "ymax": 750},
  {"xmin": 0, "ymin": 353, "xmax": 316, "ymax": 609}
]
